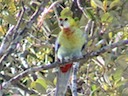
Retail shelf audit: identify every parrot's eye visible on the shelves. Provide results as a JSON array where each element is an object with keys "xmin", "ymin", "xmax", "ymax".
[
  {"xmin": 59, "ymin": 18, "xmax": 63, "ymax": 21},
  {"xmin": 65, "ymin": 18, "xmax": 68, "ymax": 21}
]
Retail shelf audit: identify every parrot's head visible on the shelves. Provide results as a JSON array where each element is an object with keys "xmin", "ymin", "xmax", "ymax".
[{"xmin": 59, "ymin": 17, "xmax": 76, "ymax": 30}]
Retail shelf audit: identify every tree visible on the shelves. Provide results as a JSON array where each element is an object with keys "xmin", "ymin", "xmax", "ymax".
[{"xmin": 0, "ymin": 0, "xmax": 128, "ymax": 96}]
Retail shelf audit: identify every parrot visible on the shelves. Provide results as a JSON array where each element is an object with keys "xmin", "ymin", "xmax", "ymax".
[{"xmin": 55, "ymin": 8, "xmax": 86, "ymax": 96}]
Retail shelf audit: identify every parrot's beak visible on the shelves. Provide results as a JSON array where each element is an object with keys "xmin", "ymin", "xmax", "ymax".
[
  {"xmin": 60, "ymin": 23, "xmax": 63, "ymax": 27},
  {"xmin": 59, "ymin": 18, "xmax": 70, "ymax": 29}
]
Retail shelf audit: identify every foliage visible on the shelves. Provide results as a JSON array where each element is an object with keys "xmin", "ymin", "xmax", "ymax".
[{"xmin": 0, "ymin": 0, "xmax": 128, "ymax": 96}]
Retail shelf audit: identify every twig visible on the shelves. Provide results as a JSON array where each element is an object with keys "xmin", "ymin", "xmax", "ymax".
[
  {"xmin": 84, "ymin": 19, "xmax": 93, "ymax": 48},
  {"xmin": 37, "ymin": 0, "xmax": 62, "ymax": 28},
  {"xmin": 90, "ymin": 21, "xmax": 95, "ymax": 36},
  {"xmin": 0, "ymin": 74, "xmax": 40, "ymax": 95},
  {"xmin": 0, "ymin": 2, "xmax": 26, "ymax": 59},
  {"xmin": 0, "ymin": 0, "xmax": 48, "ymax": 65},
  {"xmin": 1, "ymin": 39, "xmax": 128, "ymax": 89},
  {"xmin": 88, "ymin": 24, "xmax": 126, "ymax": 42},
  {"xmin": 13, "ymin": 1, "xmax": 25, "ymax": 34},
  {"xmin": 76, "ymin": 0, "xmax": 89, "ymax": 19}
]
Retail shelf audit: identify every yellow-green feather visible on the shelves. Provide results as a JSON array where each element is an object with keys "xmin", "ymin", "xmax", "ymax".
[
  {"xmin": 57, "ymin": 22, "xmax": 85, "ymax": 58},
  {"xmin": 58, "ymin": 28, "xmax": 85, "ymax": 50},
  {"xmin": 55, "ymin": 16, "xmax": 85, "ymax": 96}
]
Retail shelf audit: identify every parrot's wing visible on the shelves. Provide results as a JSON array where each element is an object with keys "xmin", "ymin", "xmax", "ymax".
[
  {"xmin": 54, "ymin": 39, "xmax": 61, "ymax": 62},
  {"xmin": 55, "ymin": 39, "xmax": 60, "ymax": 54},
  {"xmin": 81, "ymin": 43, "xmax": 86, "ymax": 51}
]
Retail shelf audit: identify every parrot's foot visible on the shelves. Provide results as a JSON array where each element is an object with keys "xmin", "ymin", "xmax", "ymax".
[{"xmin": 59, "ymin": 57, "xmax": 70, "ymax": 63}]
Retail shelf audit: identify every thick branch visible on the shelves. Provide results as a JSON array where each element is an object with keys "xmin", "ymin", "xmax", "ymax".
[{"xmin": 1, "ymin": 39, "xmax": 128, "ymax": 89}]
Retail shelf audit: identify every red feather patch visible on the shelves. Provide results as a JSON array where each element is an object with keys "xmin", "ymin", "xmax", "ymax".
[
  {"xmin": 63, "ymin": 28, "xmax": 73, "ymax": 36},
  {"xmin": 60, "ymin": 63, "xmax": 72, "ymax": 73}
]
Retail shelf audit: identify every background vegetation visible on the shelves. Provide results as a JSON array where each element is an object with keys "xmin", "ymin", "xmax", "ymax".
[{"xmin": 0, "ymin": 0, "xmax": 128, "ymax": 96}]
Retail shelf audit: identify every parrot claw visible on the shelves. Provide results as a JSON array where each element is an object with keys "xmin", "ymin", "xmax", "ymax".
[
  {"xmin": 52, "ymin": 68, "xmax": 59, "ymax": 73},
  {"xmin": 64, "ymin": 57, "xmax": 72, "ymax": 62},
  {"xmin": 59, "ymin": 57, "xmax": 70, "ymax": 63}
]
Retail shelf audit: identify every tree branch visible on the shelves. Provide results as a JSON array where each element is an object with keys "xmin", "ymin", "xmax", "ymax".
[{"xmin": 1, "ymin": 39, "xmax": 128, "ymax": 89}]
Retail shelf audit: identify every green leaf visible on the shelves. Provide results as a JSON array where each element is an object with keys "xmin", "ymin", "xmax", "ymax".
[
  {"xmin": 31, "ymin": 81, "xmax": 36, "ymax": 88},
  {"xmin": 101, "ymin": 12, "xmax": 113, "ymax": 23},
  {"xmin": 109, "ymin": 0, "xmax": 122, "ymax": 9},
  {"xmin": 36, "ymin": 78, "xmax": 47, "ymax": 89},
  {"xmin": 108, "ymin": 32, "xmax": 113, "ymax": 39},
  {"xmin": 8, "ymin": 0, "xmax": 16, "ymax": 13},
  {"xmin": 113, "ymin": 68, "xmax": 123, "ymax": 81},
  {"xmin": 91, "ymin": 84, "xmax": 97, "ymax": 91},
  {"xmin": 91, "ymin": 0, "xmax": 104, "ymax": 11},
  {"xmin": 0, "ymin": 25, "xmax": 6, "ymax": 36},
  {"xmin": 4, "ymin": 14, "xmax": 16, "ymax": 25},
  {"xmin": 36, "ymin": 82, "xmax": 46, "ymax": 94},
  {"xmin": 31, "ymin": 78, "xmax": 47, "ymax": 94}
]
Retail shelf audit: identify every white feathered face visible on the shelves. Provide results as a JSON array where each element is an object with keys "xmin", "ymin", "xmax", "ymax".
[{"xmin": 59, "ymin": 17, "xmax": 70, "ymax": 29}]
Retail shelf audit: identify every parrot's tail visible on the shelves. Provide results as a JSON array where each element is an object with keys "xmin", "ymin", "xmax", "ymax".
[{"xmin": 55, "ymin": 64, "xmax": 72, "ymax": 96}]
